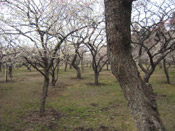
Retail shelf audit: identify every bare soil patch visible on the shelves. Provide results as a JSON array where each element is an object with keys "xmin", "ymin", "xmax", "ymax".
[{"xmin": 19, "ymin": 109, "xmax": 63, "ymax": 131}]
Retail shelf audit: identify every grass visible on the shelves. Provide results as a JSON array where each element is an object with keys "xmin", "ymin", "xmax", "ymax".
[{"xmin": 0, "ymin": 66, "xmax": 175, "ymax": 131}]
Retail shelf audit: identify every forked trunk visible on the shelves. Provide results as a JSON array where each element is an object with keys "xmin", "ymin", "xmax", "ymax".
[
  {"xmin": 104, "ymin": 0, "xmax": 165, "ymax": 130},
  {"xmin": 40, "ymin": 70, "xmax": 49, "ymax": 116},
  {"xmin": 144, "ymin": 68, "xmax": 155, "ymax": 83}
]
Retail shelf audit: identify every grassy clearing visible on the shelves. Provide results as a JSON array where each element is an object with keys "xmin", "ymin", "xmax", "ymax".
[{"xmin": 0, "ymin": 66, "xmax": 175, "ymax": 131}]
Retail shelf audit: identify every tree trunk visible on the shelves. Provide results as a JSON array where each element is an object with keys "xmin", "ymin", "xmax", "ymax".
[
  {"xmin": 0, "ymin": 63, "xmax": 1, "ymax": 72},
  {"xmin": 163, "ymin": 58, "xmax": 170, "ymax": 84},
  {"xmin": 5, "ymin": 64, "xmax": 7, "ymax": 82},
  {"xmin": 27, "ymin": 65, "xmax": 31, "ymax": 72},
  {"xmin": 104, "ymin": 0, "xmax": 165, "ymax": 130},
  {"xmin": 40, "ymin": 70, "xmax": 50, "ymax": 115},
  {"xmin": 71, "ymin": 54, "xmax": 81, "ymax": 79},
  {"xmin": 9, "ymin": 65, "xmax": 13, "ymax": 81},
  {"xmin": 51, "ymin": 69, "xmax": 56, "ymax": 86},
  {"xmin": 94, "ymin": 72, "xmax": 99, "ymax": 86},
  {"xmin": 143, "ymin": 68, "xmax": 155, "ymax": 83},
  {"xmin": 64, "ymin": 63, "xmax": 68, "ymax": 72}
]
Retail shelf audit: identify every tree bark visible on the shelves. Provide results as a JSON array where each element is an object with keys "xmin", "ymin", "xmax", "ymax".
[
  {"xmin": 40, "ymin": 70, "xmax": 50, "ymax": 116},
  {"xmin": 64, "ymin": 63, "xmax": 68, "ymax": 72},
  {"xmin": 94, "ymin": 72, "xmax": 99, "ymax": 86},
  {"xmin": 71, "ymin": 54, "xmax": 81, "ymax": 79},
  {"xmin": 0, "ymin": 63, "xmax": 1, "ymax": 72},
  {"xmin": 104, "ymin": 0, "xmax": 165, "ymax": 130},
  {"xmin": 163, "ymin": 58, "xmax": 170, "ymax": 84},
  {"xmin": 143, "ymin": 68, "xmax": 155, "ymax": 83},
  {"xmin": 51, "ymin": 69, "xmax": 56, "ymax": 86},
  {"xmin": 9, "ymin": 65, "xmax": 13, "ymax": 81},
  {"xmin": 5, "ymin": 64, "xmax": 8, "ymax": 83}
]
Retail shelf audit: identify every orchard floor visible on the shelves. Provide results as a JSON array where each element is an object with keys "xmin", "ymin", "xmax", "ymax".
[{"xmin": 0, "ymin": 66, "xmax": 175, "ymax": 131}]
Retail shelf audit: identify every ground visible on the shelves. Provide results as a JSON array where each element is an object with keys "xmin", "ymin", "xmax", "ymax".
[{"xmin": 0, "ymin": 66, "xmax": 175, "ymax": 131}]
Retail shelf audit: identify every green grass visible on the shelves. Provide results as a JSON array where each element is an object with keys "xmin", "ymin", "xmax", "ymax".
[{"xmin": 0, "ymin": 66, "xmax": 175, "ymax": 130}]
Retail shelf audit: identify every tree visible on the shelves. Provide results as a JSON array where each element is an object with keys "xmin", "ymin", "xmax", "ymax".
[
  {"xmin": 131, "ymin": 1, "xmax": 175, "ymax": 83},
  {"xmin": 104, "ymin": 0, "xmax": 165, "ymax": 130},
  {"xmin": 60, "ymin": 44, "xmax": 73, "ymax": 72},
  {"xmin": 84, "ymin": 22, "xmax": 108, "ymax": 85},
  {"xmin": 0, "ymin": 0, "xmax": 88, "ymax": 115},
  {"xmin": 0, "ymin": 35, "xmax": 18, "ymax": 82},
  {"xmin": 69, "ymin": 32, "xmax": 86, "ymax": 79}
]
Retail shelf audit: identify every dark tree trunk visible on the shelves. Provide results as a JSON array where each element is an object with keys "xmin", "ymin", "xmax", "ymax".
[
  {"xmin": 0, "ymin": 63, "xmax": 1, "ymax": 72},
  {"xmin": 9, "ymin": 65, "xmax": 13, "ymax": 81},
  {"xmin": 143, "ymin": 68, "xmax": 155, "ymax": 83},
  {"xmin": 94, "ymin": 72, "xmax": 99, "ymax": 86},
  {"xmin": 71, "ymin": 54, "xmax": 81, "ymax": 79},
  {"xmin": 40, "ymin": 70, "xmax": 50, "ymax": 115},
  {"xmin": 138, "ymin": 60, "xmax": 155, "ymax": 83},
  {"xmin": 64, "ymin": 63, "xmax": 68, "ymax": 72},
  {"xmin": 5, "ymin": 64, "xmax": 8, "ymax": 83},
  {"xmin": 51, "ymin": 65, "xmax": 59, "ymax": 86},
  {"xmin": 104, "ymin": 0, "xmax": 165, "ymax": 130},
  {"xmin": 163, "ymin": 58, "xmax": 170, "ymax": 84},
  {"xmin": 26, "ymin": 65, "xmax": 31, "ymax": 72},
  {"xmin": 51, "ymin": 69, "xmax": 56, "ymax": 86}
]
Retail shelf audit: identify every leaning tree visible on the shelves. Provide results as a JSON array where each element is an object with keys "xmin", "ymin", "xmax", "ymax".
[{"xmin": 104, "ymin": 0, "xmax": 165, "ymax": 130}]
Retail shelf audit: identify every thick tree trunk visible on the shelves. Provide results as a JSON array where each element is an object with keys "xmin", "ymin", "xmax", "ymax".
[
  {"xmin": 40, "ymin": 70, "xmax": 49, "ymax": 115},
  {"xmin": 104, "ymin": 0, "xmax": 165, "ymax": 130},
  {"xmin": 163, "ymin": 58, "xmax": 170, "ymax": 84},
  {"xmin": 71, "ymin": 54, "xmax": 81, "ymax": 79},
  {"xmin": 94, "ymin": 72, "xmax": 99, "ymax": 86}
]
